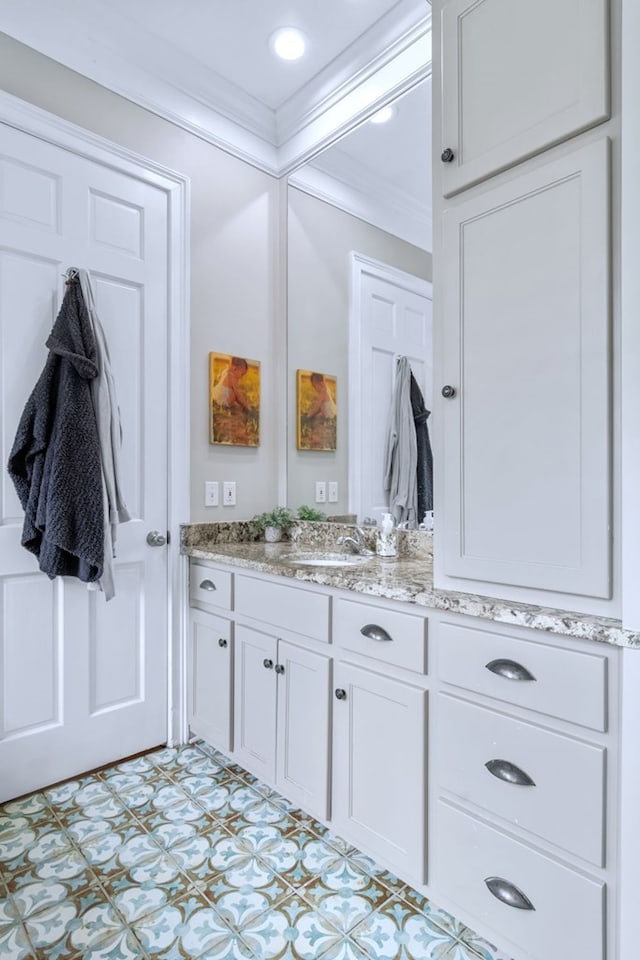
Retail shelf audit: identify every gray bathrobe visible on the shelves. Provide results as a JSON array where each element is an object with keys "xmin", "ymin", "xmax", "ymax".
[{"xmin": 8, "ymin": 279, "xmax": 104, "ymax": 582}]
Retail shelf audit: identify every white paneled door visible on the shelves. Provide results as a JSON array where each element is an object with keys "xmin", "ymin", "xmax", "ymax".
[
  {"xmin": 0, "ymin": 121, "xmax": 171, "ymax": 801},
  {"xmin": 349, "ymin": 254, "xmax": 433, "ymax": 525}
]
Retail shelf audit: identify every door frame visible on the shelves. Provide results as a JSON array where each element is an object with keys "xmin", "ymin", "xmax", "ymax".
[
  {"xmin": 0, "ymin": 89, "xmax": 191, "ymax": 748},
  {"xmin": 348, "ymin": 251, "xmax": 433, "ymax": 519}
]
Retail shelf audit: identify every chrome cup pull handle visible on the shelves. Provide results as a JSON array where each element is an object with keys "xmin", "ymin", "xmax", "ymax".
[
  {"xmin": 485, "ymin": 877, "xmax": 535, "ymax": 911},
  {"xmin": 199, "ymin": 580, "xmax": 216, "ymax": 592},
  {"xmin": 360, "ymin": 624, "xmax": 393, "ymax": 643},
  {"xmin": 485, "ymin": 659, "xmax": 536, "ymax": 682},
  {"xmin": 485, "ymin": 759, "xmax": 536, "ymax": 787}
]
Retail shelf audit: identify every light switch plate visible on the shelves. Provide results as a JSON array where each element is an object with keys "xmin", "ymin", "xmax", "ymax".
[
  {"xmin": 223, "ymin": 481, "xmax": 236, "ymax": 506},
  {"xmin": 205, "ymin": 481, "xmax": 219, "ymax": 507},
  {"xmin": 328, "ymin": 482, "xmax": 338, "ymax": 503},
  {"xmin": 315, "ymin": 481, "xmax": 327, "ymax": 503}
]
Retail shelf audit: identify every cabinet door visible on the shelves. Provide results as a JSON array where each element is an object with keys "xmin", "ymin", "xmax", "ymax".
[
  {"xmin": 440, "ymin": 138, "xmax": 610, "ymax": 598},
  {"xmin": 276, "ymin": 640, "xmax": 331, "ymax": 821},
  {"xmin": 188, "ymin": 610, "xmax": 233, "ymax": 753},
  {"xmin": 332, "ymin": 662, "xmax": 427, "ymax": 883},
  {"xmin": 439, "ymin": 0, "xmax": 609, "ymax": 195},
  {"xmin": 234, "ymin": 625, "xmax": 278, "ymax": 783}
]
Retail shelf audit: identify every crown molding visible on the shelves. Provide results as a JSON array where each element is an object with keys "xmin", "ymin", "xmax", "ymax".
[
  {"xmin": 1, "ymin": 1, "xmax": 431, "ymax": 177},
  {"xmin": 277, "ymin": 4, "xmax": 431, "ymax": 144},
  {"xmin": 289, "ymin": 159, "xmax": 432, "ymax": 253},
  {"xmin": 277, "ymin": 36, "xmax": 432, "ymax": 175}
]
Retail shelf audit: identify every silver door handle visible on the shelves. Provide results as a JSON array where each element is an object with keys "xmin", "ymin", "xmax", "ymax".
[
  {"xmin": 146, "ymin": 531, "xmax": 167, "ymax": 547},
  {"xmin": 360, "ymin": 623, "xmax": 393, "ymax": 642},
  {"xmin": 485, "ymin": 659, "xmax": 536, "ymax": 682},
  {"xmin": 484, "ymin": 877, "xmax": 535, "ymax": 911},
  {"xmin": 485, "ymin": 759, "xmax": 536, "ymax": 787}
]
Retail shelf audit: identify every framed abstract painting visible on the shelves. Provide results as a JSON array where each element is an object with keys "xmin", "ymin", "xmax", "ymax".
[
  {"xmin": 296, "ymin": 369, "xmax": 337, "ymax": 451},
  {"xmin": 210, "ymin": 352, "xmax": 260, "ymax": 446}
]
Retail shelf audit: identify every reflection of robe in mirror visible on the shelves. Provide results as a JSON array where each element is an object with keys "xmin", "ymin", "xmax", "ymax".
[{"xmin": 410, "ymin": 373, "xmax": 433, "ymax": 518}]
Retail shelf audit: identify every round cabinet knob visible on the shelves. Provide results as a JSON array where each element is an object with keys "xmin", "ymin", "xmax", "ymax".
[
  {"xmin": 441, "ymin": 147, "xmax": 455, "ymax": 163},
  {"xmin": 263, "ymin": 658, "xmax": 274, "ymax": 670},
  {"xmin": 218, "ymin": 638, "xmax": 228, "ymax": 648},
  {"xmin": 441, "ymin": 385, "xmax": 456, "ymax": 399},
  {"xmin": 335, "ymin": 688, "xmax": 347, "ymax": 701},
  {"xmin": 275, "ymin": 664, "xmax": 285, "ymax": 675}
]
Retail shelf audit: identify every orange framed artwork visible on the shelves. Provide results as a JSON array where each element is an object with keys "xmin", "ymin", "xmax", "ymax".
[
  {"xmin": 210, "ymin": 352, "xmax": 260, "ymax": 446},
  {"xmin": 296, "ymin": 369, "xmax": 337, "ymax": 451}
]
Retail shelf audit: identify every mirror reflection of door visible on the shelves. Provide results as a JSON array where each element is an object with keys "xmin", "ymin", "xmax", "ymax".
[
  {"xmin": 349, "ymin": 253, "xmax": 433, "ymax": 526},
  {"xmin": 287, "ymin": 79, "xmax": 432, "ymax": 522}
]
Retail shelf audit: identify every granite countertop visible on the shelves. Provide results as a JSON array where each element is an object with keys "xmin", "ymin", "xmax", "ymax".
[{"xmin": 182, "ymin": 523, "xmax": 640, "ymax": 649}]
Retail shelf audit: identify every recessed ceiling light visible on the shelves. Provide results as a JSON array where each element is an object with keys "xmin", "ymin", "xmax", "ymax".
[
  {"xmin": 369, "ymin": 105, "xmax": 396, "ymax": 125},
  {"xmin": 270, "ymin": 27, "xmax": 307, "ymax": 61}
]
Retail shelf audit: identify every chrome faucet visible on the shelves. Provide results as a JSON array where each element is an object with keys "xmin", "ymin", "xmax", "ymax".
[{"xmin": 336, "ymin": 527, "xmax": 375, "ymax": 556}]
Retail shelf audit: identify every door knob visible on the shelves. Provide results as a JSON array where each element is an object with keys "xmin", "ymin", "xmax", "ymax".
[
  {"xmin": 275, "ymin": 664, "xmax": 285, "ymax": 675},
  {"xmin": 263, "ymin": 659, "xmax": 274, "ymax": 669},
  {"xmin": 441, "ymin": 385, "xmax": 456, "ymax": 399},
  {"xmin": 441, "ymin": 148, "xmax": 455, "ymax": 163},
  {"xmin": 218, "ymin": 638, "xmax": 228, "ymax": 648},
  {"xmin": 335, "ymin": 689, "xmax": 347, "ymax": 701},
  {"xmin": 146, "ymin": 530, "xmax": 167, "ymax": 546}
]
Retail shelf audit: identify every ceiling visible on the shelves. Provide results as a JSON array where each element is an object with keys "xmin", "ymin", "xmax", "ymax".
[{"xmin": 0, "ymin": 0, "xmax": 433, "ymax": 247}]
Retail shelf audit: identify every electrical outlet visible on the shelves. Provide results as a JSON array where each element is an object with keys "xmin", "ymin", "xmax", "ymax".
[
  {"xmin": 315, "ymin": 481, "xmax": 327, "ymax": 503},
  {"xmin": 328, "ymin": 481, "xmax": 338, "ymax": 503},
  {"xmin": 205, "ymin": 481, "xmax": 219, "ymax": 507},
  {"xmin": 223, "ymin": 481, "xmax": 236, "ymax": 506}
]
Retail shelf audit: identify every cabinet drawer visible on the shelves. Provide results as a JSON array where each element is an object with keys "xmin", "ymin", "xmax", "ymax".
[
  {"xmin": 435, "ymin": 801, "xmax": 604, "ymax": 960},
  {"xmin": 437, "ymin": 621, "xmax": 607, "ymax": 731},
  {"xmin": 190, "ymin": 563, "xmax": 232, "ymax": 611},
  {"xmin": 235, "ymin": 574, "xmax": 329, "ymax": 643},
  {"xmin": 437, "ymin": 694, "xmax": 605, "ymax": 865},
  {"xmin": 333, "ymin": 598, "xmax": 427, "ymax": 673}
]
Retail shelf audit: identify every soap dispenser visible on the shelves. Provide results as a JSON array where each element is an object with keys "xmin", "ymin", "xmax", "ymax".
[{"xmin": 376, "ymin": 512, "xmax": 398, "ymax": 558}]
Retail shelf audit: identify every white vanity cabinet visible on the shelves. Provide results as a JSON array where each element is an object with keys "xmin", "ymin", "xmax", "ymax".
[
  {"xmin": 434, "ymin": 0, "xmax": 616, "ymax": 613},
  {"xmin": 233, "ymin": 573, "xmax": 332, "ymax": 820},
  {"xmin": 189, "ymin": 609, "xmax": 233, "ymax": 753},
  {"xmin": 431, "ymin": 614, "xmax": 616, "ymax": 960},
  {"xmin": 439, "ymin": 0, "xmax": 609, "ymax": 196},
  {"xmin": 332, "ymin": 596, "xmax": 429, "ymax": 884},
  {"xmin": 187, "ymin": 561, "xmax": 234, "ymax": 753},
  {"xmin": 234, "ymin": 622, "xmax": 331, "ymax": 820},
  {"xmin": 439, "ymin": 139, "xmax": 611, "ymax": 601}
]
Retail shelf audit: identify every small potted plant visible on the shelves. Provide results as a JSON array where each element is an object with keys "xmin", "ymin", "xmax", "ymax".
[
  {"xmin": 253, "ymin": 506, "xmax": 294, "ymax": 543},
  {"xmin": 297, "ymin": 505, "xmax": 326, "ymax": 522}
]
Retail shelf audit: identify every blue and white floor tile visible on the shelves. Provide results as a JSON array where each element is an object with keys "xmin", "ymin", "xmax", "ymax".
[{"xmin": 0, "ymin": 742, "xmax": 510, "ymax": 960}]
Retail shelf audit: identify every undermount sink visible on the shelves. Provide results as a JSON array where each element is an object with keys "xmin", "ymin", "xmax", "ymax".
[{"xmin": 281, "ymin": 552, "xmax": 372, "ymax": 567}]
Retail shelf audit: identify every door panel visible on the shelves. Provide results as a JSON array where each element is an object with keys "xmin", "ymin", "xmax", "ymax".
[
  {"xmin": 189, "ymin": 610, "xmax": 233, "ymax": 754},
  {"xmin": 332, "ymin": 661, "xmax": 427, "ymax": 883},
  {"xmin": 0, "ymin": 121, "xmax": 170, "ymax": 801},
  {"xmin": 234, "ymin": 625, "xmax": 277, "ymax": 782},
  {"xmin": 441, "ymin": 138, "xmax": 610, "ymax": 597},
  {"xmin": 276, "ymin": 640, "xmax": 331, "ymax": 821},
  {"xmin": 1, "ymin": 575, "xmax": 61, "ymax": 738},
  {"xmin": 440, "ymin": 0, "xmax": 609, "ymax": 195}
]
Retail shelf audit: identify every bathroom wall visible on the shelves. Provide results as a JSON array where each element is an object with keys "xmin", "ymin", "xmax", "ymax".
[{"xmin": 0, "ymin": 32, "xmax": 282, "ymax": 522}]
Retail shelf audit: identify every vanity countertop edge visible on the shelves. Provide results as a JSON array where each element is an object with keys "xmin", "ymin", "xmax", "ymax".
[{"xmin": 182, "ymin": 536, "xmax": 640, "ymax": 649}]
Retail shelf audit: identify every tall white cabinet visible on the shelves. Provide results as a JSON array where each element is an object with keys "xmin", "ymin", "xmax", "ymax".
[
  {"xmin": 439, "ymin": 0, "xmax": 609, "ymax": 196},
  {"xmin": 434, "ymin": 0, "xmax": 614, "ymax": 614}
]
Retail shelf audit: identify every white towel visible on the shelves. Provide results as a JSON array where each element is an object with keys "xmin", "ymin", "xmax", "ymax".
[{"xmin": 68, "ymin": 268, "xmax": 130, "ymax": 599}]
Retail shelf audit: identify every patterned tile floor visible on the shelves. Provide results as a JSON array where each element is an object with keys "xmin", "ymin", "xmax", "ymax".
[{"xmin": 0, "ymin": 742, "xmax": 510, "ymax": 960}]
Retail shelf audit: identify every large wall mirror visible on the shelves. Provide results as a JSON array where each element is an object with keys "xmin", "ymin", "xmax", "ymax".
[{"xmin": 286, "ymin": 78, "xmax": 433, "ymax": 523}]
